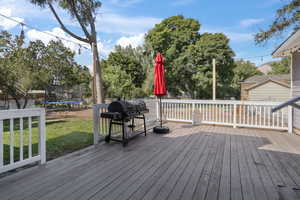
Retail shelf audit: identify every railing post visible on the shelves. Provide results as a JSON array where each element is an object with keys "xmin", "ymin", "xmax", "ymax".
[
  {"xmin": 38, "ymin": 109, "xmax": 46, "ymax": 164},
  {"xmin": 233, "ymin": 103, "xmax": 237, "ymax": 128},
  {"xmin": 192, "ymin": 103, "xmax": 195, "ymax": 125},
  {"xmin": 0, "ymin": 120, "xmax": 3, "ymax": 168},
  {"xmin": 93, "ymin": 104, "xmax": 100, "ymax": 145},
  {"xmin": 288, "ymin": 106, "xmax": 293, "ymax": 134}
]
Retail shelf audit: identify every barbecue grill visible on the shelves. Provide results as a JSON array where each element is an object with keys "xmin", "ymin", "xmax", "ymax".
[{"xmin": 100, "ymin": 100, "xmax": 149, "ymax": 146}]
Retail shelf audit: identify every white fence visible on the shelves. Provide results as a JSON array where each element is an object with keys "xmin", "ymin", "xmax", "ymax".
[
  {"xmin": 0, "ymin": 108, "xmax": 46, "ymax": 174},
  {"xmin": 160, "ymin": 100, "xmax": 293, "ymax": 133},
  {"xmin": 93, "ymin": 99, "xmax": 293, "ymax": 144}
]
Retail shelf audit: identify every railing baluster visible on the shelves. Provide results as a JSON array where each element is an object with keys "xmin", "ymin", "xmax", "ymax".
[
  {"xmin": 167, "ymin": 103, "xmax": 170, "ymax": 119},
  {"xmin": 175, "ymin": 103, "xmax": 177, "ymax": 119},
  {"xmin": 183, "ymin": 103, "xmax": 185, "ymax": 120},
  {"xmin": 269, "ymin": 106, "xmax": 272, "ymax": 127},
  {"xmin": 170, "ymin": 103, "xmax": 173, "ymax": 119},
  {"xmin": 184, "ymin": 104, "xmax": 188, "ymax": 120},
  {"xmin": 178, "ymin": 103, "xmax": 182, "ymax": 119},
  {"xmin": 204, "ymin": 104, "xmax": 206, "ymax": 121},
  {"xmin": 28, "ymin": 117, "xmax": 32, "ymax": 158},
  {"xmin": 239, "ymin": 105, "xmax": 241, "ymax": 125},
  {"xmin": 224, "ymin": 104, "xmax": 226, "ymax": 123},
  {"xmin": 264, "ymin": 107, "xmax": 266, "ymax": 127},
  {"xmin": 0, "ymin": 120, "xmax": 3, "ymax": 167},
  {"xmin": 281, "ymin": 110, "xmax": 284, "ymax": 128},
  {"xmin": 272, "ymin": 107, "xmax": 275, "ymax": 128},
  {"xmin": 247, "ymin": 106, "xmax": 249, "ymax": 125},
  {"xmin": 20, "ymin": 118, "xmax": 24, "ymax": 161},
  {"xmin": 209, "ymin": 104, "xmax": 211, "ymax": 121},
  {"xmin": 259, "ymin": 106, "xmax": 262, "ymax": 126},
  {"xmin": 10, "ymin": 118, "xmax": 14, "ymax": 164},
  {"xmin": 243, "ymin": 105, "xmax": 246, "ymax": 124},
  {"xmin": 277, "ymin": 110, "xmax": 280, "ymax": 127}
]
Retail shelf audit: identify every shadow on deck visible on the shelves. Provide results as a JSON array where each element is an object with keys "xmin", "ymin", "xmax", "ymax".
[{"xmin": 0, "ymin": 123, "xmax": 300, "ymax": 200}]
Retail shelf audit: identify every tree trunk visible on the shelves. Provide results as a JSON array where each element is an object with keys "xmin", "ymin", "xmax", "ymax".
[
  {"xmin": 12, "ymin": 96, "xmax": 21, "ymax": 109},
  {"xmin": 22, "ymin": 96, "xmax": 28, "ymax": 109},
  {"xmin": 145, "ymin": 63, "xmax": 151, "ymax": 95},
  {"xmin": 92, "ymin": 42, "xmax": 105, "ymax": 104}
]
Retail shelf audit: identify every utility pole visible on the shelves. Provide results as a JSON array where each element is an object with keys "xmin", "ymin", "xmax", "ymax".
[{"xmin": 212, "ymin": 58, "xmax": 216, "ymax": 100}]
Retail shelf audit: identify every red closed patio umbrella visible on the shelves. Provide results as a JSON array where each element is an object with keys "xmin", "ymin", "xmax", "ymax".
[{"xmin": 153, "ymin": 53, "xmax": 169, "ymax": 134}]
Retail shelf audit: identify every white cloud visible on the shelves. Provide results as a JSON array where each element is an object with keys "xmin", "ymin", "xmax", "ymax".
[
  {"xmin": 116, "ymin": 33, "xmax": 145, "ymax": 48},
  {"xmin": 97, "ymin": 40, "xmax": 114, "ymax": 58},
  {"xmin": 0, "ymin": 8, "xmax": 24, "ymax": 30},
  {"xmin": 201, "ymin": 28, "xmax": 253, "ymax": 43},
  {"xmin": 225, "ymin": 32, "xmax": 254, "ymax": 42},
  {"xmin": 96, "ymin": 12, "xmax": 161, "ymax": 35},
  {"xmin": 240, "ymin": 18, "xmax": 264, "ymax": 27},
  {"xmin": 0, "ymin": 0, "xmax": 50, "ymax": 19},
  {"xmin": 26, "ymin": 27, "xmax": 89, "ymax": 52}
]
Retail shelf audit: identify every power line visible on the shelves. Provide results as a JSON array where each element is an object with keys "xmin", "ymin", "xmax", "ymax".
[
  {"xmin": 0, "ymin": 12, "xmax": 278, "ymax": 60},
  {"xmin": 0, "ymin": 12, "xmax": 90, "ymax": 50}
]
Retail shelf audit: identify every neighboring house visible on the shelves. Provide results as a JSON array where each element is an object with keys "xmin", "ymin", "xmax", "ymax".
[
  {"xmin": 0, "ymin": 90, "xmax": 45, "ymax": 109},
  {"xmin": 272, "ymin": 29, "xmax": 300, "ymax": 132},
  {"xmin": 240, "ymin": 74, "xmax": 290, "ymax": 102},
  {"xmin": 257, "ymin": 62, "xmax": 273, "ymax": 74}
]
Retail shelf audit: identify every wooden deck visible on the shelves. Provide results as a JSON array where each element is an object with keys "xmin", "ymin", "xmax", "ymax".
[{"xmin": 1, "ymin": 123, "xmax": 300, "ymax": 200}]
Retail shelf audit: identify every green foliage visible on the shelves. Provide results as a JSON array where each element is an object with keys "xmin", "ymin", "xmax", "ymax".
[
  {"xmin": 0, "ymin": 31, "xmax": 91, "ymax": 108},
  {"xmin": 232, "ymin": 59, "xmax": 262, "ymax": 98},
  {"xmin": 255, "ymin": 0, "xmax": 300, "ymax": 43},
  {"xmin": 145, "ymin": 15, "xmax": 200, "ymax": 62},
  {"xmin": 114, "ymin": 45, "xmax": 154, "ymax": 95},
  {"xmin": 102, "ymin": 52, "xmax": 146, "ymax": 99},
  {"xmin": 30, "ymin": 0, "xmax": 101, "ymax": 29},
  {"xmin": 145, "ymin": 15, "xmax": 236, "ymax": 99},
  {"xmin": 0, "ymin": 31, "xmax": 45, "ymax": 108},
  {"xmin": 173, "ymin": 33, "xmax": 235, "ymax": 98},
  {"xmin": 269, "ymin": 57, "xmax": 291, "ymax": 75},
  {"xmin": 29, "ymin": 0, "xmax": 105, "ymax": 103},
  {"xmin": 106, "ymin": 51, "xmax": 145, "ymax": 87}
]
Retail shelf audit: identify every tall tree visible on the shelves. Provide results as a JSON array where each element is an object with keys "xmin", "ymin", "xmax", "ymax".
[
  {"xmin": 0, "ymin": 31, "xmax": 40, "ymax": 109},
  {"xmin": 29, "ymin": 0, "xmax": 104, "ymax": 103},
  {"xmin": 145, "ymin": 15, "xmax": 201, "ymax": 96},
  {"xmin": 102, "ymin": 50, "xmax": 146, "ymax": 99},
  {"xmin": 0, "ymin": 31, "xmax": 91, "ymax": 108},
  {"xmin": 106, "ymin": 52, "xmax": 146, "ymax": 88},
  {"xmin": 269, "ymin": 57, "xmax": 291, "ymax": 75},
  {"xmin": 255, "ymin": 0, "xmax": 300, "ymax": 43},
  {"xmin": 114, "ymin": 45, "xmax": 154, "ymax": 94},
  {"xmin": 174, "ymin": 33, "xmax": 235, "ymax": 99}
]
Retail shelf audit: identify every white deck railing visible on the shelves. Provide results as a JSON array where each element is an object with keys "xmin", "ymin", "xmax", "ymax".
[
  {"xmin": 160, "ymin": 100, "xmax": 293, "ymax": 133},
  {"xmin": 93, "ymin": 99, "xmax": 293, "ymax": 144},
  {"xmin": 0, "ymin": 108, "xmax": 46, "ymax": 174}
]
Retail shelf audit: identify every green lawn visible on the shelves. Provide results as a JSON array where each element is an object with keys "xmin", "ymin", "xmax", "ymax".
[{"xmin": 3, "ymin": 119, "xmax": 93, "ymax": 164}]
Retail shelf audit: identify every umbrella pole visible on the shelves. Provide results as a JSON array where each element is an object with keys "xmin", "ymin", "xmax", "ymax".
[{"xmin": 159, "ymin": 96, "xmax": 162, "ymax": 127}]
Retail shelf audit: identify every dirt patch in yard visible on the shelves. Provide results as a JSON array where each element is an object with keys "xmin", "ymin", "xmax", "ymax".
[{"xmin": 47, "ymin": 109, "xmax": 93, "ymax": 120}]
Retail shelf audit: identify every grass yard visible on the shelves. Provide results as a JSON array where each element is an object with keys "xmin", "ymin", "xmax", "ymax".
[{"xmin": 3, "ymin": 118, "xmax": 93, "ymax": 164}]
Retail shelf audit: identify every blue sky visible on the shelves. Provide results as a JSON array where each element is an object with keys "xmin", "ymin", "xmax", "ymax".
[{"xmin": 0, "ymin": 0, "xmax": 288, "ymax": 71}]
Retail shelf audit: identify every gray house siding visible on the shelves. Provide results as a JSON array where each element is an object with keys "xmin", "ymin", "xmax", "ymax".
[
  {"xmin": 248, "ymin": 81, "xmax": 290, "ymax": 102},
  {"xmin": 292, "ymin": 52, "xmax": 300, "ymax": 129}
]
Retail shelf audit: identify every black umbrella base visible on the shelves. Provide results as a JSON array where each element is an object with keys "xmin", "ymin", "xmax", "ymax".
[{"xmin": 153, "ymin": 126, "xmax": 170, "ymax": 134}]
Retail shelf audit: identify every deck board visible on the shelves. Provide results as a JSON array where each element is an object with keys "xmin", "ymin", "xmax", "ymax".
[{"xmin": 1, "ymin": 123, "xmax": 300, "ymax": 200}]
